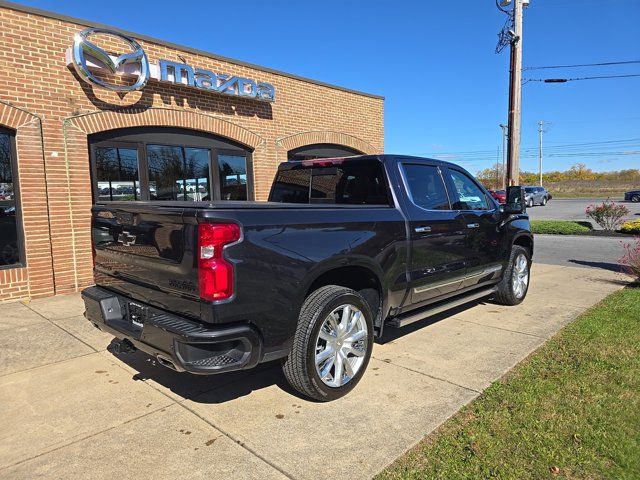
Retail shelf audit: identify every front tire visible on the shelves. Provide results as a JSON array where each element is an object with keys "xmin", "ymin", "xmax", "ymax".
[
  {"xmin": 282, "ymin": 285, "xmax": 374, "ymax": 401},
  {"xmin": 527, "ymin": 198, "xmax": 534, "ymax": 208},
  {"xmin": 632, "ymin": 195, "xmax": 640, "ymax": 203},
  {"xmin": 494, "ymin": 245, "xmax": 531, "ymax": 306},
  {"xmin": 541, "ymin": 196, "xmax": 547, "ymax": 206}
]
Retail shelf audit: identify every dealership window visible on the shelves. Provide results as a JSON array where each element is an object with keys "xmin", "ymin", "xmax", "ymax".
[
  {"xmin": 95, "ymin": 147, "xmax": 140, "ymax": 201},
  {"xmin": 218, "ymin": 155, "xmax": 248, "ymax": 201},
  {"xmin": 0, "ymin": 127, "xmax": 24, "ymax": 268},
  {"xmin": 89, "ymin": 127, "xmax": 252, "ymax": 203}
]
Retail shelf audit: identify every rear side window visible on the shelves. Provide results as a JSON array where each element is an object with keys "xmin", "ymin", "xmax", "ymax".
[
  {"xmin": 269, "ymin": 160, "xmax": 390, "ymax": 205},
  {"xmin": 401, "ymin": 164, "xmax": 450, "ymax": 210}
]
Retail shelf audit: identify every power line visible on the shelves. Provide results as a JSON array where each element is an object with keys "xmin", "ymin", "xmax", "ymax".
[
  {"xmin": 420, "ymin": 138, "xmax": 640, "ymax": 157},
  {"xmin": 524, "ymin": 73, "xmax": 640, "ymax": 83},
  {"xmin": 523, "ymin": 60, "xmax": 640, "ymax": 71}
]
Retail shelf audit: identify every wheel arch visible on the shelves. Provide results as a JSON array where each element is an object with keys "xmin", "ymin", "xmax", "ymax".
[
  {"xmin": 301, "ymin": 259, "xmax": 386, "ymax": 331},
  {"xmin": 513, "ymin": 233, "xmax": 534, "ymax": 257}
]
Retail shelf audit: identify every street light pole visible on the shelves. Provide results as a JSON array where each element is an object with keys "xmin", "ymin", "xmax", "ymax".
[{"xmin": 506, "ymin": 0, "xmax": 525, "ymax": 186}]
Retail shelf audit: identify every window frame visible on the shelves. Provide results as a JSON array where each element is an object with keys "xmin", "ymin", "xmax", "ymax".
[
  {"xmin": 89, "ymin": 128, "xmax": 253, "ymax": 203},
  {"xmin": 398, "ymin": 162, "xmax": 453, "ymax": 212},
  {"xmin": 0, "ymin": 126, "xmax": 27, "ymax": 270},
  {"xmin": 443, "ymin": 167, "xmax": 496, "ymax": 212}
]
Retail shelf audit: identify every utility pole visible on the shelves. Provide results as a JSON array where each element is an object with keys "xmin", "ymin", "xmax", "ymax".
[
  {"xmin": 506, "ymin": 0, "xmax": 526, "ymax": 186},
  {"xmin": 499, "ymin": 123, "xmax": 508, "ymax": 188},
  {"xmin": 538, "ymin": 120, "xmax": 544, "ymax": 186}
]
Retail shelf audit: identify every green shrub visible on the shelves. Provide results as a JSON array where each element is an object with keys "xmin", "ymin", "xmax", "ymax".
[
  {"xmin": 620, "ymin": 219, "xmax": 640, "ymax": 235},
  {"xmin": 530, "ymin": 220, "xmax": 592, "ymax": 235}
]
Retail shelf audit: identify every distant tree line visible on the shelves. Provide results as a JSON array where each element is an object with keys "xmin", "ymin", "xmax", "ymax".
[{"xmin": 476, "ymin": 163, "xmax": 640, "ymax": 189}]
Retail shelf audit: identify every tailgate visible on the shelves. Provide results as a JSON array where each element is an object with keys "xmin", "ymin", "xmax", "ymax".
[{"xmin": 92, "ymin": 203, "xmax": 201, "ymax": 319}]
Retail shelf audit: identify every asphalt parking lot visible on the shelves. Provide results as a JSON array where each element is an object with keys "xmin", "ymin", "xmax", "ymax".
[
  {"xmin": 0, "ymin": 263, "xmax": 628, "ymax": 480},
  {"xmin": 534, "ymin": 234, "xmax": 632, "ymax": 271},
  {"xmin": 527, "ymin": 197, "xmax": 640, "ymax": 226}
]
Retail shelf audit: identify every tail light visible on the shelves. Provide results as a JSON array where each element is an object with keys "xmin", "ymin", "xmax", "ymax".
[{"xmin": 197, "ymin": 223, "xmax": 241, "ymax": 301}]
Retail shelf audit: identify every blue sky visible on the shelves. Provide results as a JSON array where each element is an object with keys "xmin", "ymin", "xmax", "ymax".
[{"xmin": 17, "ymin": 0, "xmax": 640, "ymax": 174}]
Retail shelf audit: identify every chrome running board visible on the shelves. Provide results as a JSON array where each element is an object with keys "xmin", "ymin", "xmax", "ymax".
[{"xmin": 387, "ymin": 287, "xmax": 497, "ymax": 328}]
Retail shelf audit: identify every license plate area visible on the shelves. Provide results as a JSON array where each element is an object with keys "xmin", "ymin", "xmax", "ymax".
[{"xmin": 128, "ymin": 302, "xmax": 148, "ymax": 329}]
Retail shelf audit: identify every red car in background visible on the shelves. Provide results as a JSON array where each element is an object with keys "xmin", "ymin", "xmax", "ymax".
[{"xmin": 488, "ymin": 189, "xmax": 506, "ymax": 204}]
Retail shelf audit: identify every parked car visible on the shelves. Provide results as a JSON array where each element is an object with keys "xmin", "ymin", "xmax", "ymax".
[
  {"xmin": 82, "ymin": 155, "xmax": 533, "ymax": 401},
  {"xmin": 624, "ymin": 189, "xmax": 640, "ymax": 202},
  {"xmin": 524, "ymin": 186, "xmax": 551, "ymax": 207},
  {"xmin": 489, "ymin": 189, "xmax": 507, "ymax": 204}
]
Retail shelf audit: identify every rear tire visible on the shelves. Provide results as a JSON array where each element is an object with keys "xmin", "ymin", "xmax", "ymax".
[
  {"xmin": 494, "ymin": 245, "xmax": 531, "ymax": 306},
  {"xmin": 282, "ymin": 285, "xmax": 374, "ymax": 401},
  {"xmin": 541, "ymin": 196, "xmax": 547, "ymax": 206}
]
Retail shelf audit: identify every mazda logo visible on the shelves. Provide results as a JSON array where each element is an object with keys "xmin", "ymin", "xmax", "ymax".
[{"xmin": 72, "ymin": 27, "xmax": 150, "ymax": 92}]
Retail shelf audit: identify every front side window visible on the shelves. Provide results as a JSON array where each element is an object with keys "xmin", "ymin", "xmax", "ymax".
[
  {"xmin": 0, "ymin": 129, "xmax": 23, "ymax": 267},
  {"xmin": 448, "ymin": 169, "xmax": 490, "ymax": 210},
  {"xmin": 401, "ymin": 164, "xmax": 450, "ymax": 210}
]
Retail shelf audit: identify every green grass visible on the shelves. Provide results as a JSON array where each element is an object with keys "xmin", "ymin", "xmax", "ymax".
[
  {"xmin": 530, "ymin": 219, "xmax": 592, "ymax": 235},
  {"xmin": 377, "ymin": 287, "xmax": 640, "ymax": 480}
]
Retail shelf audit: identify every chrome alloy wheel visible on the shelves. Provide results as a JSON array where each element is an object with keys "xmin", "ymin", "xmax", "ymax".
[
  {"xmin": 512, "ymin": 253, "xmax": 530, "ymax": 299},
  {"xmin": 314, "ymin": 304, "xmax": 368, "ymax": 388}
]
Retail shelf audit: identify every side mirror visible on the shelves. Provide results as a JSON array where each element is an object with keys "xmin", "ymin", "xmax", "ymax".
[{"xmin": 503, "ymin": 186, "xmax": 526, "ymax": 214}]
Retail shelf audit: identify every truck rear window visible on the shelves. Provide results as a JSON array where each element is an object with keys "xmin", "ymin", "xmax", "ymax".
[{"xmin": 269, "ymin": 160, "xmax": 390, "ymax": 205}]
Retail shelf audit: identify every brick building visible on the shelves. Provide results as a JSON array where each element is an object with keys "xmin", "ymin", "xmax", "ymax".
[{"xmin": 0, "ymin": 1, "xmax": 384, "ymax": 302}]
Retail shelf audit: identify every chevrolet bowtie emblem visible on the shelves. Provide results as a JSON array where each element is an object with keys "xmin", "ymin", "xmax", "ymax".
[{"xmin": 117, "ymin": 232, "xmax": 137, "ymax": 247}]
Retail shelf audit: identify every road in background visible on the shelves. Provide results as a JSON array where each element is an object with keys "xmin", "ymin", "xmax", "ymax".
[
  {"xmin": 527, "ymin": 198, "xmax": 640, "ymax": 227},
  {"xmin": 534, "ymin": 234, "xmax": 633, "ymax": 272}
]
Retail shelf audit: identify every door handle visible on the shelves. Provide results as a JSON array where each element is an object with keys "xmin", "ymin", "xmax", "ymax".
[
  {"xmin": 415, "ymin": 226, "xmax": 432, "ymax": 233},
  {"xmin": 467, "ymin": 223, "xmax": 480, "ymax": 229}
]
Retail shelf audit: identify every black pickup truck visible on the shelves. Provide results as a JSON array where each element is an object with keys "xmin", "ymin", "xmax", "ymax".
[{"xmin": 82, "ymin": 154, "xmax": 533, "ymax": 401}]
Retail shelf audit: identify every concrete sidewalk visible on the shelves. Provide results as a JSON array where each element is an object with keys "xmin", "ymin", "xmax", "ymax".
[{"xmin": 0, "ymin": 264, "xmax": 627, "ymax": 479}]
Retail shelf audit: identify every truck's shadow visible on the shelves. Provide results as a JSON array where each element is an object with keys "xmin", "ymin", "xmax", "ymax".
[
  {"xmin": 107, "ymin": 342, "xmax": 303, "ymax": 403},
  {"xmin": 107, "ymin": 301, "xmax": 482, "ymax": 403}
]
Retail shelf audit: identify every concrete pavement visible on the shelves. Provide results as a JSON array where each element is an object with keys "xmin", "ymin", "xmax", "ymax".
[{"xmin": 0, "ymin": 263, "xmax": 628, "ymax": 479}]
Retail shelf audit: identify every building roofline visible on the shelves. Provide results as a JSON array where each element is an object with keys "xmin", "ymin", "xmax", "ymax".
[{"xmin": 0, "ymin": 0, "xmax": 384, "ymax": 101}]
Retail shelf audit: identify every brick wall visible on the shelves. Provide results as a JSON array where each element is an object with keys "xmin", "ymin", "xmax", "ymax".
[{"xmin": 0, "ymin": 4, "xmax": 384, "ymax": 302}]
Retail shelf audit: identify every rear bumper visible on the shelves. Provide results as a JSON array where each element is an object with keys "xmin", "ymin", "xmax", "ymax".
[{"xmin": 82, "ymin": 286, "xmax": 262, "ymax": 374}]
